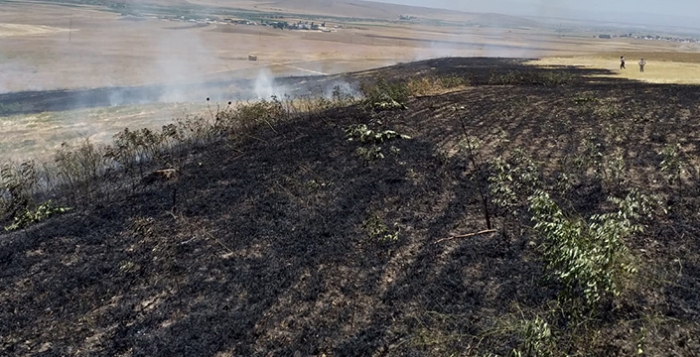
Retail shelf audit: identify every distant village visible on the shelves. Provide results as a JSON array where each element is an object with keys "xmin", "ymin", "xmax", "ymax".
[
  {"xmin": 222, "ymin": 19, "xmax": 334, "ymax": 32},
  {"xmin": 120, "ymin": 12, "xmax": 700, "ymax": 44},
  {"xmin": 120, "ymin": 13, "xmax": 336, "ymax": 33},
  {"xmin": 599, "ymin": 32, "xmax": 699, "ymax": 43}
]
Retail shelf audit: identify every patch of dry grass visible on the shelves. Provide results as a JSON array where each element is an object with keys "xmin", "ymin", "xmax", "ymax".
[
  {"xmin": 531, "ymin": 55, "xmax": 700, "ymax": 84},
  {"xmin": 0, "ymin": 102, "xmax": 210, "ymax": 162}
]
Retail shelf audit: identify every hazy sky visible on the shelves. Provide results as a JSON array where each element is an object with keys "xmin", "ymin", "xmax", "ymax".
[{"xmin": 376, "ymin": 0, "xmax": 700, "ymax": 27}]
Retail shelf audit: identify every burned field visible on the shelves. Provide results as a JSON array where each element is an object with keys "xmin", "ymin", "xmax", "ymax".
[
  {"xmin": 0, "ymin": 75, "xmax": 330, "ymax": 117},
  {"xmin": 1, "ymin": 58, "xmax": 700, "ymax": 356}
]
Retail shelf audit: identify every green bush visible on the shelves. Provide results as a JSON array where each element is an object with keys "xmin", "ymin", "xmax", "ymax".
[
  {"xmin": 529, "ymin": 190, "xmax": 644, "ymax": 315},
  {"xmin": 4, "ymin": 200, "xmax": 70, "ymax": 232},
  {"xmin": 489, "ymin": 150, "xmax": 541, "ymax": 212},
  {"xmin": 360, "ymin": 78, "xmax": 410, "ymax": 110}
]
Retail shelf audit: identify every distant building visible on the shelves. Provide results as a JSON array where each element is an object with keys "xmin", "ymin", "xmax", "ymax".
[{"xmin": 598, "ymin": 34, "xmax": 611, "ymax": 39}]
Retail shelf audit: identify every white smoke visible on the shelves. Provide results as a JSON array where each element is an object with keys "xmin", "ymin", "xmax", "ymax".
[
  {"xmin": 322, "ymin": 80, "xmax": 361, "ymax": 100},
  {"xmin": 153, "ymin": 26, "xmax": 221, "ymax": 103},
  {"xmin": 253, "ymin": 69, "xmax": 289, "ymax": 99}
]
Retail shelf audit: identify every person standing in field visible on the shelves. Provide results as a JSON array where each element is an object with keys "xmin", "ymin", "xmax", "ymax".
[
  {"xmin": 620, "ymin": 56, "xmax": 626, "ymax": 69},
  {"xmin": 639, "ymin": 58, "xmax": 647, "ymax": 72}
]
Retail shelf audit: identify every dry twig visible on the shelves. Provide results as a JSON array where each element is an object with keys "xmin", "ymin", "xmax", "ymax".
[{"xmin": 434, "ymin": 229, "xmax": 497, "ymax": 244}]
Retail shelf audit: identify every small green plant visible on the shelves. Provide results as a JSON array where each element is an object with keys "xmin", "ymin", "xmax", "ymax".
[
  {"xmin": 345, "ymin": 124, "xmax": 410, "ymax": 162},
  {"xmin": 489, "ymin": 150, "xmax": 541, "ymax": 213},
  {"xmin": 344, "ymin": 124, "xmax": 411, "ymax": 144},
  {"xmin": 512, "ymin": 316, "xmax": 556, "ymax": 357},
  {"xmin": 659, "ymin": 143, "xmax": 685, "ymax": 190},
  {"xmin": 574, "ymin": 137, "xmax": 604, "ymax": 178},
  {"xmin": 363, "ymin": 214, "xmax": 399, "ymax": 242},
  {"xmin": 4, "ymin": 200, "xmax": 71, "ymax": 231},
  {"xmin": 489, "ymin": 157, "xmax": 518, "ymax": 212},
  {"xmin": 355, "ymin": 145, "xmax": 384, "ymax": 161},
  {"xmin": 539, "ymin": 71, "xmax": 575, "ymax": 86},
  {"xmin": 602, "ymin": 150, "xmax": 627, "ymax": 193}
]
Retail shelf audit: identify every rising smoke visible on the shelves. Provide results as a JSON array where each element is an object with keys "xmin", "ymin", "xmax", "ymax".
[{"xmin": 253, "ymin": 68, "xmax": 288, "ymax": 100}]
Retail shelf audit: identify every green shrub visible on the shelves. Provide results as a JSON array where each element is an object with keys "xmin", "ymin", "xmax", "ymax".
[
  {"xmin": 4, "ymin": 200, "xmax": 70, "ymax": 231},
  {"xmin": 360, "ymin": 78, "xmax": 410, "ymax": 110},
  {"xmin": 489, "ymin": 150, "xmax": 541, "ymax": 213},
  {"xmin": 529, "ymin": 190, "xmax": 644, "ymax": 315}
]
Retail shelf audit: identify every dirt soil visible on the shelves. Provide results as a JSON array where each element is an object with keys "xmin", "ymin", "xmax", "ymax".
[{"xmin": 1, "ymin": 58, "xmax": 700, "ymax": 356}]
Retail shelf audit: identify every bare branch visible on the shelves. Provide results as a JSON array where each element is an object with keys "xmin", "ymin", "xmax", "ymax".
[{"xmin": 434, "ymin": 229, "xmax": 497, "ymax": 244}]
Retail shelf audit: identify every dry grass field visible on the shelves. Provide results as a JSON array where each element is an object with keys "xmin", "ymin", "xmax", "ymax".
[
  {"xmin": 0, "ymin": 102, "xmax": 208, "ymax": 160},
  {"xmin": 4, "ymin": 0, "xmax": 687, "ymax": 93},
  {"xmin": 533, "ymin": 51, "xmax": 700, "ymax": 84},
  {"xmin": 1, "ymin": 0, "xmax": 700, "ymax": 160}
]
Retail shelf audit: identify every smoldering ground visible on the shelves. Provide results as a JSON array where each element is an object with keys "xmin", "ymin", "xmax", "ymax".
[{"xmin": 0, "ymin": 71, "xmax": 363, "ymax": 117}]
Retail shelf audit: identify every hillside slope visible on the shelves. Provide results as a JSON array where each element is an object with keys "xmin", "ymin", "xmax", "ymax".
[{"xmin": 1, "ymin": 58, "xmax": 699, "ymax": 356}]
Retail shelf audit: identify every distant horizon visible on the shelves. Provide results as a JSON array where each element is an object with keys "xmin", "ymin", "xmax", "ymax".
[{"xmin": 374, "ymin": 0, "xmax": 700, "ymax": 29}]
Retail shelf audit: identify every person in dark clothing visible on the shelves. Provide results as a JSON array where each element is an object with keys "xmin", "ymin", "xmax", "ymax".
[
  {"xmin": 620, "ymin": 56, "xmax": 626, "ymax": 69},
  {"xmin": 639, "ymin": 58, "xmax": 647, "ymax": 72}
]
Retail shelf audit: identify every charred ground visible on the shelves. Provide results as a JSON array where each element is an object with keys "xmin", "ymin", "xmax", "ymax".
[{"xmin": 1, "ymin": 58, "xmax": 699, "ymax": 356}]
